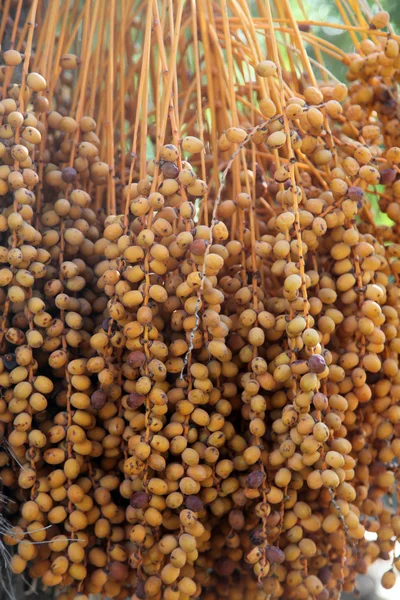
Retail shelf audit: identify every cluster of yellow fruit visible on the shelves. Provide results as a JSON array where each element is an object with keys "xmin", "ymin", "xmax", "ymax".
[{"xmin": 0, "ymin": 1, "xmax": 400, "ymax": 599}]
